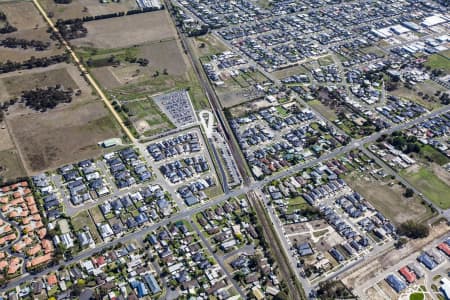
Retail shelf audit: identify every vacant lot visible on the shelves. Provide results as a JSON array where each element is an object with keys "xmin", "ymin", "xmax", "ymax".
[
  {"xmin": 425, "ymin": 50, "xmax": 450, "ymax": 73},
  {"xmin": 7, "ymin": 100, "xmax": 121, "ymax": 173},
  {"xmin": 345, "ymin": 175, "xmax": 433, "ymax": 224},
  {"xmin": 190, "ymin": 34, "xmax": 229, "ymax": 58},
  {"xmin": 401, "ymin": 166, "xmax": 450, "ymax": 209},
  {"xmin": 71, "ymin": 210, "xmax": 101, "ymax": 242},
  {"xmin": 0, "ymin": 2, "xmax": 64, "ymax": 62},
  {"xmin": 390, "ymin": 81, "xmax": 445, "ymax": 110},
  {"xmin": 0, "ymin": 1, "xmax": 45, "ymax": 30},
  {"xmin": 272, "ymin": 64, "xmax": 309, "ymax": 79},
  {"xmin": 125, "ymin": 98, "xmax": 175, "ymax": 137},
  {"xmin": 0, "ymin": 148, "xmax": 26, "ymax": 182},
  {"xmin": 41, "ymin": 0, "xmax": 138, "ymax": 20},
  {"xmin": 139, "ymin": 39, "xmax": 187, "ymax": 76},
  {"xmin": 309, "ymin": 99, "xmax": 338, "ymax": 121},
  {"xmin": 72, "ymin": 11, "xmax": 176, "ymax": 49},
  {"xmin": 0, "ymin": 64, "xmax": 93, "ymax": 105}
]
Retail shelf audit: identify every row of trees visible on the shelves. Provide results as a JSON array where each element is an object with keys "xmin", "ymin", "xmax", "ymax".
[
  {"xmin": 0, "ymin": 37, "xmax": 50, "ymax": 51},
  {"xmin": 86, "ymin": 55, "xmax": 148, "ymax": 68},
  {"xmin": 0, "ymin": 53, "xmax": 70, "ymax": 74}
]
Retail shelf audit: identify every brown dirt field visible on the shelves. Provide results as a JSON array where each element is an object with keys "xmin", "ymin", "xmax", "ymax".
[
  {"xmin": 91, "ymin": 67, "xmax": 121, "ymax": 89},
  {"xmin": 0, "ymin": 42, "xmax": 64, "ymax": 62},
  {"xmin": 0, "ymin": 1, "xmax": 46, "ymax": 30},
  {"xmin": 345, "ymin": 176, "xmax": 433, "ymax": 225},
  {"xmin": 7, "ymin": 100, "xmax": 121, "ymax": 173},
  {"xmin": 41, "ymin": 0, "xmax": 138, "ymax": 20},
  {"xmin": 0, "ymin": 2, "xmax": 64, "ymax": 62},
  {"xmin": 0, "ymin": 126, "xmax": 14, "ymax": 151},
  {"xmin": 72, "ymin": 11, "xmax": 177, "ymax": 49},
  {"xmin": 91, "ymin": 39, "xmax": 187, "ymax": 90},
  {"xmin": 138, "ymin": 39, "xmax": 187, "ymax": 76},
  {"xmin": 0, "ymin": 63, "xmax": 93, "ymax": 103},
  {"xmin": 0, "ymin": 148, "xmax": 26, "ymax": 181}
]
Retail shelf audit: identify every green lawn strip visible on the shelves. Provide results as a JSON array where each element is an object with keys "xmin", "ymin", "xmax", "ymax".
[{"xmin": 425, "ymin": 51, "xmax": 450, "ymax": 73}]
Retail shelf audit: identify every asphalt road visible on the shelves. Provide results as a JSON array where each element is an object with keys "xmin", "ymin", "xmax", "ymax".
[
  {"xmin": 4, "ymin": 103, "xmax": 448, "ymax": 292},
  {"xmin": 13, "ymin": 0, "xmax": 450, "ymax": 295},
  {"xmin": 191, "ymin": 222, "xmax": 246, "ymax": 298}
]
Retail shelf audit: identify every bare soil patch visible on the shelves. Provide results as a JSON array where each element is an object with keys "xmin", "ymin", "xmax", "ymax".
[
  {"xmin": 7, "ymin": 100, "xmax": 121, "ymax": 173},
  {"xmin": 41, "ymin": 0, "xmax": 139, "ymax": 20},
  {"xmin": 138, "ymin": 39, "xmax": 187, "ymax": 76},
  {"xmin": 0, "ymin": 148, "xmax": 26, "ymax": 181},
  {"xmin": 91, "ymin": 66, "xmax": 122, "ymax": 89},
  {"xmin": 0, "ymin": 126, "xmax": 13, "ymax": 151},
  {"xmin": 0, "ymin": 2, "xmax": 64, "ymax": 62},
  {"xmin": 0, "ymin": 2, "xmax": 45, "ymax": 30},
  {"xmin": 72, "ymin": 11, "xmax": 177, "ymax": 49}
]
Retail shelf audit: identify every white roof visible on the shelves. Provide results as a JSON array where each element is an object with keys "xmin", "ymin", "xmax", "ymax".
[
  {"xmin": 390, "ymin": 24, "xmax": 410, "ymax": 34},
  {"xmin": 440, "ymin": 278, "xmax": 450, "ymax": 299},
  {"xmin": 422, "ymin": 15, "xmax": 447, "ymax": 27}
]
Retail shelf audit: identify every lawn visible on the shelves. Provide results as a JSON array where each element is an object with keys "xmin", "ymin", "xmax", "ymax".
[
  {"xmin": 409, "ymin": 292, "xmax": 424, "ymax": 300},
  {"xmin": 419, "ymin": 144, "xmax": 449, "ymax": 166},
  {"xmin": 309, "ymin": 100, "xmax": 337, "ymax": 121},
  {"xmin": 317, "ymin": 55, "xmax": 334, "ymax": 66},
  {"xmin": 287, "ymin": 196, "xmax": 310, "ymax": 213},
  {"xmin": 276, "ymin": 106, "xmax": 289, "ymax": 117},
  {"xmin": 425, "ymin": 51, "xmax": 450, "ymax": 73},
  {"xmin": 401, "ymin": 167, "xmax": 450, "ymax": 209}
]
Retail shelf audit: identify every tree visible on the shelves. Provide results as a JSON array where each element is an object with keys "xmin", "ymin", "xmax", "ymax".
[
  {"xmin": 316, "ymin": 280, "xmax": 353, "ymax": 299},
  {"xmin": 395, "ymin": 237, "xmax": 408, "ymax": 249},
  {"xmin": 398, "ymin": 220, "xmax": 429, "ymax": 239},
  {"xmin": 274, "ymin": 291, "xmax": 289, "ymax": 300},
  {"xmin": 404, "ymin": 188, "xmax": 414, "ymax": 198}
]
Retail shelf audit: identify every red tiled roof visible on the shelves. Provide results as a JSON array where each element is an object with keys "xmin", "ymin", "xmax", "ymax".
[{"xmin": 399, "ymin": 266, "xmax": 416, "ymax": 283}]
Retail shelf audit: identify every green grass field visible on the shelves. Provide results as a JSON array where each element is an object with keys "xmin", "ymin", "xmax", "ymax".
[
  {"xmin": 317, "ymin": 55, "xmax": 335, "ymax": 66},
  {"xmin": 309, "ymin": 100, "xmax": 337, "ymax": 121},
  {"xmin": 425, "ymin": 51, "xmax": 450, "ymax": 73},
  {"xmin": 420, "ymin": 144, "xmax": 449, "ymax": 166},
  {"xmin": 402, "ymin": 167, "xmax": 450, "ymax": 209},
  {"xmin": 286, "ymin": 196, "xmax": 310, "ymax": 214},
  {"xmin": 410, "ymin": 292, "xmax": 424, "ymax": 300}
]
